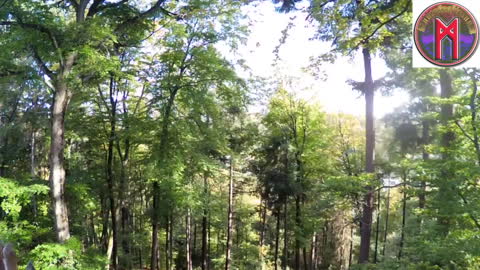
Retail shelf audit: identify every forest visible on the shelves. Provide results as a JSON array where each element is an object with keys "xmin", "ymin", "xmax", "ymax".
[{"xmin": 0, "ymin": 0, "xmax": 479, "ymax": 269}]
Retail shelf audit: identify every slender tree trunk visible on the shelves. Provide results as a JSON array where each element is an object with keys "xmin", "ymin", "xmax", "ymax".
[
  {"xmin": 359, "ymin": 47, "xmax": 375, "ymax": 264},
  {"xmin": 207, "ymin": 212, "xmax": 211, "ymax": 270},
  {"xmin": 50, "ymin": 78, "xmax": 72, "ymax": 243},
  {"xmin": 382, "ymin": 188, "xmax": 390, "ymax": 257},
  {"xmin": 303, "ymin": 247, "xmax": 308, "ymax": 270},
  {"xmin": 0, "ymin": 136, "xmax": 8, "ymax": 177},
  {"xmin": 194, "ymin": 223, "xmax": 198, "ymax": 256},
  {"xmin": 348, "ymin": 226, "xmax": 354, "ymax": 268},
  {"xmin": 202, "ymin": 174, "xmax": 209, "ymax": 270},
  {"xmin": 169, "ymin": 213, "xmax": 174, "ymax": 270},
  {"xmin": 151, "ymin": 182, "xmax": 160, "ymax": 270},
  {"xmin": 139, "ymin": 247, "xmax": 143, "ymax": 270},
  {"xmin": 31, "ymin": 130, "xmax": 36, "ymax": 176},
  {"xmin": 187, "ymin": 209, "xmax": 193, "ymax": 270},
  {"xmin": 3, "ymin": 244, "xmax": 18, "ymax": 270},
  {"xmin": 374, "ymin": 188, "xmax": 381, "ymax": 263},
  {"xmin": 31, "ymin": 129, "xmax": 38, "ymax": 218},
  {"xmin": 311, "ymin": 233, "xmax": 317, "ymax": 270},
  {"xmin": 235, "ymin": 221, "xmax": 240, "ymax": 248},
  {"xmin": 275, "ymin": 211, "xmax": 281, "ymax": 270},
  {"xmin": 106, "ymin": 77, "xmax": 119, "ymax": 270},
  {"xmin": 295, "ymin": 197, "xmax": 301, "ymax": 270},
  {"xmin": 166, "ymin": 215, "xmax": 170, "ymax": 270},
  {"xmin": 92, "ymin": 215, "xmax": 98, "ymax": 246},
  {"xmin": 225, "ymin": 157, "xmax": 234, "ymax": 270},
  {"xmin": 260, "ymin": 198, "xmax": 267, "ymax": 248},
  {"xmin": 283, "ymin": 200, "xmax": 288, "ymax": 270},
  {"xmin": 259, "ymin": 198, "xmax": 267, "ymax": 269},
  {"xmin": 101, "ymin": 194, "xmax": 110, "ymax": 252},
  {"xmin": 0, "ymin": 91, "xmax": 21, "ymax": 177},
  {"xmin": 321, "ymin": 225, "xmax": 328, "ymax": 269},
  {"xmin": 119, "ymin": 143, "xmax": 131, "ymax": 268},
  {"xmin": 438, "ymin": 69, "xmax": 455, "ymax": 235},
  {"xmin": 151, "ymin": 91, "xmax": 177, "ymax": 270},
  {"xmin": 398, "ymin": 174, "xmax": 407, "ymax": 259},
  {"xmin": 419, "ymin": 119, "xmax": 429, "ymax": 210},
  {"xmin": 466, "ymin": 71, "xmax": 480, "ymax": 165}
]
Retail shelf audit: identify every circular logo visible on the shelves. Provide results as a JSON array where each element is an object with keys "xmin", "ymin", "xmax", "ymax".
[{"xmin": 414, "ymin": 2, "xmax": 479, "ymax": 66}]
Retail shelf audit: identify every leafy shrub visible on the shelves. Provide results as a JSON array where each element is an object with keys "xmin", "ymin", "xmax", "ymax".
[{"xmin": 29, "ymin": 238, "xmax": 107, "ymax": 270}]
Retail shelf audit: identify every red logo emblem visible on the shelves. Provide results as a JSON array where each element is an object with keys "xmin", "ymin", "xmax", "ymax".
[{"xmin": 414, "ymin": 2, "xmax": 479, "ymax": 66}]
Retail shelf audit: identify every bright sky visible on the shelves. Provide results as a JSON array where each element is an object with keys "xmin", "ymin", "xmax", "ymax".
[{"xmin": 227, "ymin": 1, "xmax": 410, "ymax": 118}]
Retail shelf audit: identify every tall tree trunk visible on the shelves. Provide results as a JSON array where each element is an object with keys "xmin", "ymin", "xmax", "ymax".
[
  {"xmin": 283, "ymin": 200, "xmax": 288, "ymax": 270},
  {"xmin": 0, "ymin": 136, "xmax": 8, "ymax": 177},
  {"xmin": 398, "ymin": 174, "xmax": 407, "ymax": 259},
  {"xmin": 295, "ymin": 197, "xmax": 301, "ymax": 270},
  {"xmin": 467, "ymin": 72, "xmax": 480, "ymax": 165},
  {"xmin": 3, "ymin": 244, "xmax": 18, "ymax": 270},
  {"xmin": 311, "ymin": 233, "xmax": 317, "ymax": 270},
  {"xmin": 0, "ymin": 90, "xmax": 20, "ymax": 177},
  {"xmin": 194, "ymin": 223, "xmax": 198, "ymax": 256},
  {"xmin": 31, "ymin": 129, "xmax": 38, "ymax": 218},
  {"xmin": 438, "ymin": 69, "xmax": 455, "ymax": 235},
  {"xmin": 225, "ymin": 157, "xmax": 234, "ymax": 270},
  {"xmin": 303, "ymin": 247, "xmax": 308, "ymax": 270},
  {"xmin": 119, "ymin": 139, "xmax": 131, "ymax": 268},
  {"xmin": 101, "ymin": 194, "xmax": 110, "ymax": 252},
  {"xmin": 106, "ymin": 77, "xmax": 118, "ymax": 270},
  {"xmin": 187, "ymin": 208, "xmax": 193, "ymax": 270},
  {"xmin": 31, "ymin": 130, "xmax": 36, "ymax": 177},
  {"xmin": 348, "ymin": 226, "xmax": 354, "ymax": 268},
  {"xmin": 419, "ymin": 117, "xmax": 430, "ymax": 210},
  {"xmin": 169, "ymin": 213, "xmax": 174, "ymax": 270},
  {"xmin": 91, "ymin": 214, "xmax": 98, "ymax": 246},
  {"xmin": 151, "ymin": 182, "xmax": 160, "ymax": 270},
  {"xmin": 275, "ymin": 211, "xmax": 281, "ymax": 270},
  {"xmin": 359, "ymin": 47, "xmax": 375, "ymax": 264},
  {"xmin": 260, "ymin": 198, "xmax": 267, "ymax": 248},
  {"xmin": 151, "ymin": 90, "xmax": 178, "ymax": 270},
  {"xmin": 202, "ymin": 174, "xmax": 209, "ymax": 270},
  {"xmin": 50, "ymin": 78, "xmax": 72, "ymax": 243},
  {"xmin": 382, "ymin": 188, "xmax": 390, "ymax": 257},
  {"xmin": 208, "ymin": 212, "xmax": 211, "ymax": 270},
  {"xmin": 165, "ymin": 215, "xmax": 170, "ymax": 270},
  {"xmin": 374, "ymin": 189, "xmax": 381, "ymax": 263}
]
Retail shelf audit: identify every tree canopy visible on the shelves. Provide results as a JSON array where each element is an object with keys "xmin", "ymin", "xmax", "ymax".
[{"xmin": 2, "ymin": 1, "xmax": 480, "ymax": 270}]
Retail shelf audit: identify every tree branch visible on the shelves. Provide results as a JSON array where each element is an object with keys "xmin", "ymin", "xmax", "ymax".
[
  {"xmin": 67, "ymin": 0, "xmax": 79, "ymax": 9},
  {"xmin": 458, "ymin": 192, "xmax": 480, "ymax": 230},
  {"xmin": 0, "ymin": 20, "xmax": 63, "ymax": 65},
  {"xmin": 87, "ymin": 0, "xmax": 129, "ymax": 17},
  {"xmin": 0, "ymin": 70, "xmax": 23, "ymax": 78},
  {"xmin": 116, "ymin": 0, "xmax": 168, "ymax": 31},
  {"xmin": 351, "ymin": 1, "xmax": 410, "ymax": 51},
  {"xmin": 31, "ymin": 46, "xmax": 54, "ymax": 78},
  {"xmin": 455, "ymin": 120, "xmax": 475, "ymax": 144}
]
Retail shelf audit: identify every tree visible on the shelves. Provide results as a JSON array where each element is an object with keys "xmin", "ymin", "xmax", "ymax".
[
  {"xmin": 0, "ymin": 0, "xmax": 171, "ymax": 244},
  {"xmin": 307, "ymin": 0, "xmax": 411, "ymax": 263}
]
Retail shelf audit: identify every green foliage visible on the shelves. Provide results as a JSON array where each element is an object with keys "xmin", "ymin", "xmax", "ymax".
[
  {"xmin": 310, "ymin": 0, "xmax": 411, "ymax": 55},
  {"xmin": 29, "ymin": 238, "xmax": 107, "ymax": 270},
  {"xmin": 0, "ymin": 178, "xmax": 48, "ymax": 220}
]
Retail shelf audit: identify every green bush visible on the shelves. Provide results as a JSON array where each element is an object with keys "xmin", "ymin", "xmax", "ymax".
[{"xmin": 28, "ymin": 238, "xmax": 107, "ymax": 270}]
